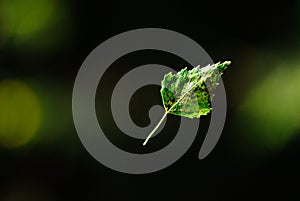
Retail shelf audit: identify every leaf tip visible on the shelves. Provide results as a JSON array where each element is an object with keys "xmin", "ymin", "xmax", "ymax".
[{"xmin": 224, "ymin": 61, "xmax": 231, "ymax": 65}]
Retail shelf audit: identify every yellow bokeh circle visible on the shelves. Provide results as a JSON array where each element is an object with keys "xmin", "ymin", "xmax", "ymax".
[{"xmin": 0, "ymin": 80, "xmax": 41, "ymax": 148}]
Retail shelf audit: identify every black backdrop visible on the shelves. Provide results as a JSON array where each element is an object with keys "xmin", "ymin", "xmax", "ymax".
[{"xmin": 1, "ymin": 0, "xmax": 299, "ymax": 200}]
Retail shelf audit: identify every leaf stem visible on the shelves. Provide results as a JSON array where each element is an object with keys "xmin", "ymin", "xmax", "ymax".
[{"xmin": 143, "ymin": 111, "xmax": 168, "ymax": 146}]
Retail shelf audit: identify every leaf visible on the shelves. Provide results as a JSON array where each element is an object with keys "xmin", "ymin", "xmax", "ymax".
[
  {"xmin": 161, "ymin": 61, "xmax": 230, "ymax": 118},
  {"xmin": 143, "ymin": 61, "xmax": 231, "ymax": 145}
]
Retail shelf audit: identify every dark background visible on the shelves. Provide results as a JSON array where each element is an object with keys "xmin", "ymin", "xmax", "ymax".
[{"xmin": 1, "ymin": 0, "xmax": 300, "ymax": 200}]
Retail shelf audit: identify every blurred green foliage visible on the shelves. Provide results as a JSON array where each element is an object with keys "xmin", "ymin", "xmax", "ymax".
[
  {"xmin": 0, "ymin": 0, "xmax": 71, "ymax": 49},
  {"xmin": 0, "ymin": 80, "xmax": 41, "ymax": 148},
  {"xmin": 236, "ymin": 57, "xmax": 300, "ymax": 153}
]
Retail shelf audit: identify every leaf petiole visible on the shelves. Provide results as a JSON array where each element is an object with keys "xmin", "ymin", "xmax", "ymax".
[{"xmin": 143, "ymin": 111, "xmax": 168, "ymax": 146}]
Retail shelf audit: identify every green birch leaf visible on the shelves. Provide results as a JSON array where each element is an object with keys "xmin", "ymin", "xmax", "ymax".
[
  {"xmin": 160, "ymin": 61, "xmax": 231, "ymax": 118},
  {"xmin": 143, "ymin": 61, "xmax": 230, "ymax": 145}
]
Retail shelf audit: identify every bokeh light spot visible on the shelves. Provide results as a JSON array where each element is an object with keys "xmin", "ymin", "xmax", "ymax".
[
  {"xmin": 0, "ymin": 80, "xmax": 41, "ymax": 148},
  {"xmin": 238, "ymin": 62, "xmax": 300, "ymax": 151},
  {"xmin": 0, "ymin": 0, "xmax": 70, "ymax": 49},
  {"xmin": 0, "ymin": 0, "xmax": 54, "ymax": 38}
]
